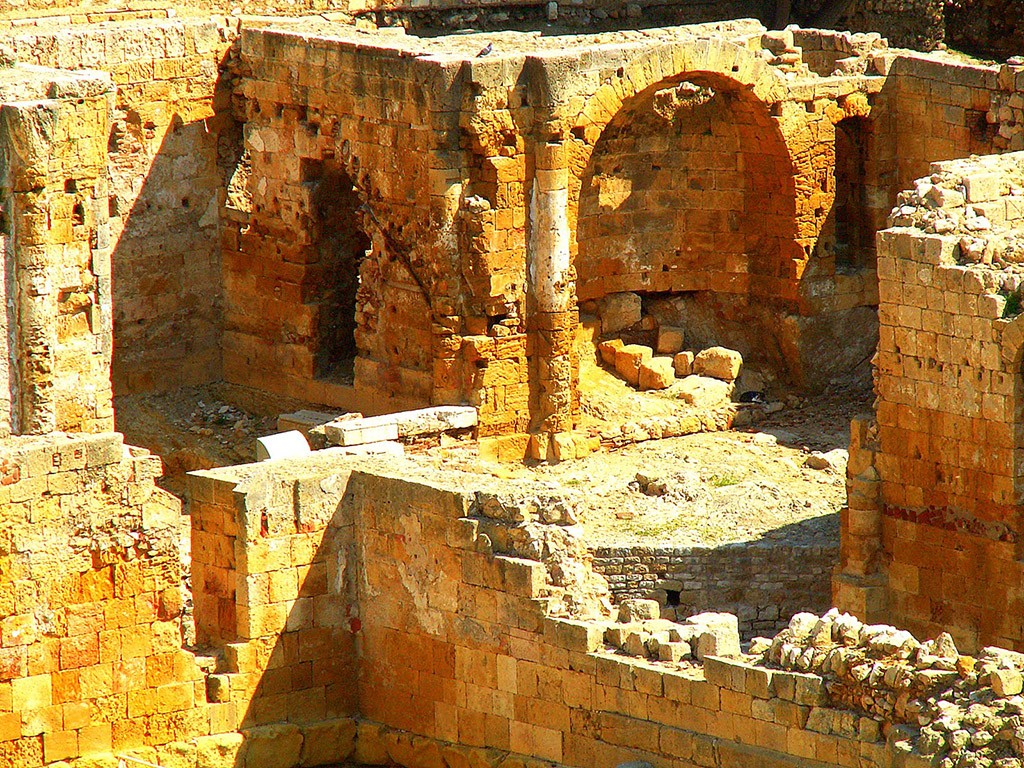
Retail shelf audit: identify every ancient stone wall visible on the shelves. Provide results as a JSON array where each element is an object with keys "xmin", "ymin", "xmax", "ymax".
[
  {"xmin": 835, "ymin": 150, "xmax": 1024, "ymax": 653},
  {"xmin": 1, "ymin": 18, "xmax": 237, "ymax": 395},
  {"xmin": 0, "ymin": 431, "xmax": 203, "ymax": 765},
  {"xmin": 592, "ymin": 542, "xmax": 837, "ymax": 639},
  {"xmin": 0, "ymin": 66, "xmax": 115, "ymax": 436},
  {"xmin": 224, "ymin": 26, "xmax": 453, "ymax": 415}
]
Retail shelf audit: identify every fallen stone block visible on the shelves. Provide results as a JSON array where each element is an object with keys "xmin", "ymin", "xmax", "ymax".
[
  {"xmin": 673, "ymin": 350, "xmax": 694, "ymax": 376},
  {"xmin": 598, "ymin": 338, "xmax": 625, "ymax": 366},
  {"xmin": 615, "ymin": 344, "xmax": 653, "ymax": 386},
  {"xmin": 658, "ymin": 641, "xmax": 692, "ymax": 662},
  {"xmin": 256, "ymin": 431, "xmax": 311, "ymax": 461},
  {"xmin": 618, "ymin": 599, "xmax": 660, "ymax": 622},
  {"xmin": 677, "ymin": 375, "xmax": 733, "ymax": 408},
  {"xmin": 391, "ymin": 406, "xmax": 477, "ymax": 437},
  {"xmin": 639, "ymin": 357, "xmax": 675, "ymax": 390},
  {"xmin": 693, "ymin": 346, "xmax": 743, "ymax": 381},
  {"xmin": 599, "ymin": 292, "xmax": 641, "ymax": 334},
  {"xmin": 325, "ymin": 415, "xmax": 400, "ymax": 446},
  {"xmin": 656, "ymin": 325, "xmax": 685, "ymax": 354},
  {"xmin": 991, "ymin": 668, "xmax": 1023, "ymax": 697},
  {"xmin": 685, "ymin": 612, "xmax": 741, "ymax": 659}
]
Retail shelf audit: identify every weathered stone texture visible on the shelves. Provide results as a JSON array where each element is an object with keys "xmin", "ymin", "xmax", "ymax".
[
  {"xmin": 2, "ymin": 18, "xmax": 238, "ymax": 395},
  {"xmin": 593, "ymin": 542, "xmax": 838, "ymax": 639}
]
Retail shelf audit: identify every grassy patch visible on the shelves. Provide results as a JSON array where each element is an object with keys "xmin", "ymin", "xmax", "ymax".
[{"xmin": 710, "ymin": 472, "xmax": 741, "ymax": 488}]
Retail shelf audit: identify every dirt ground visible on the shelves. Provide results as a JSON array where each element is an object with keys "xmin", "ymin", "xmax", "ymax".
[{"xmin": 115, "ymin": 377, "xmax": 869, "ymax": 549}]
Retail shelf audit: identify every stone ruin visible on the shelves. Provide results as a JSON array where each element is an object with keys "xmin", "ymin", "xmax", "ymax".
[{"xmin": 0, "ymin": 1, "xmax": 1024, "ymax": 768}]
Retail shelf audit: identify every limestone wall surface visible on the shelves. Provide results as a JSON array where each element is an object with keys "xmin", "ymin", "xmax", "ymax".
[
  {"xmin": 0, "ymin": 436, "xmax": 1020, "ymax": 768},
  {"xmin": 0, "ymin": 66, "xmax": 115, "ymax": 436},
  {"xmin": 0, "ymin": 431, "xmax": 203, "ymax": 765},
  {"xmin": 0, "ymin": 18, "xmax": 238, "ymax": 395}
]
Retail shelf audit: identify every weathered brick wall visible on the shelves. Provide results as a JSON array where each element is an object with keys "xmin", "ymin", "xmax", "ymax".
[
  {"xmin": 0, "ymin": 432, "xmax": 207, "ymax": 765},
  {"xmin": 2, "ymin": 18, "xmax": 237, "ymax": 395},
  {"xmin": 835, "ymin": 151, "xmax": 1024, "ymax": 653},
  {"xmin": 592, "ymin": 542, "xmax": 838, "ymax": 639},
  {"xmin": 225, "ymin": 27, "xmax": 453, "ymax": 414}
]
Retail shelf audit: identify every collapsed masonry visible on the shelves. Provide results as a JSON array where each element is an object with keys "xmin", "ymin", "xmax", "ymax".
[{"xmin": 2, "ymin": 7, "xmax": 1024, "ymax": 768}]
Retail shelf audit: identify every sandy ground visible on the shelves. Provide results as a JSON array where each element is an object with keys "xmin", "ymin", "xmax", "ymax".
[{"xmin": 115, "ymin": 377, "xmax": 868, "ymax": 549}]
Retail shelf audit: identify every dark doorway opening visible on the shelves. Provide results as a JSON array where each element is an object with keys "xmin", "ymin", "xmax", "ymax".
[
  {"xmin": 834, "ymin": 116, "xmax": 873, "ymax": 272},
  {"xmin": 306, "ymin": 161, "xmax": 371, "ymax": 383}
]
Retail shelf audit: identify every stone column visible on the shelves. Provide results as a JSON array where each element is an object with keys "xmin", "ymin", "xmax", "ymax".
[
  {"xmin": 0, "ymin": 70, "xmax": 113, "ymax": 435},
  {"xmin": 527, "ymin": 141, "xmax": 575, "ymax": 434}
]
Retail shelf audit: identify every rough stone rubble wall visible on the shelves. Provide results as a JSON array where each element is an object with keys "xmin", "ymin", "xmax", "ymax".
[
  {"xmin": 592, "ymin": 542, "xmax": 837, "ymax": 639},
  {"xmin": 835, "ymin": 150, "xmax": 1024, "ymax": 654}
]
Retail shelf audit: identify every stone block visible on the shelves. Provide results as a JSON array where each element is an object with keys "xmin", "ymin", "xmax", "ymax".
[
  {"xmin": 599, "ymin": 292, "xmax": 642, "ymax": 334},
  {"xmin": 963, "ymin": 173, "xmax": 1001, "ymax": 203},
  {"xmin": 618, "ymin": 599, "xmax": 660, "ymax": 622},
  {"xmin": 676, "ymin": 376, "xmax": 732, "ymax": 408},
  {"xmin": 693, "ymin": 347, "xmax": 743, "ymax": 381},
  {"xmin": 243, "ymin": 724, "xmax": 302, "ymax": 768},
  {"xmin": 323, "ymin": 416, "xmax": 399, "ymax": 447},
  {"xmin": 638, "ymin": 357, "xmax": 675, "ymax": 390},
  {"xmin": 299, "ymin": 719, "xmax": 357, "ymax": 767},
  {"xmin": 614, "ymin": 345, "xmax": 653, "ymax": 386},
  {"xmin": 685, "ymin": 612, "xmax": 740, "ymax": 659},
  {"xmin": 658, "ymin": 641, "xmax": 692, "ymax": 662},
  {"xmin": 392, "ymin": 406, "xmax": 478, "ymax": 436},
  {"xmin": 991, "ymin": 667, "xmax": 1023, "ymax": 696},
  {"xmin": 673, "ymin": 351, "xmax": 694, "ymax": 376},
  {"xmin": 598, "ymin": 339, "xmax": 625, "ymax": 366},
  {"xmin": 656, "ymin": 325, "xmax": 685, "ymax": 354},
  {"xmin": 196, "ymin": 732, "xmax": 244, "ymax": 768}
]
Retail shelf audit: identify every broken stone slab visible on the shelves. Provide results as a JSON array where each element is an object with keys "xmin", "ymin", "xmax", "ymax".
[
  {"xmin": 639, "ymin": 356, "xmax": 675, "ymax": 390},
  {"xmin": 390, "ymin": 406, "xmax": 477, "ymax": 437},
  {"xmin": 325, "ymin": 415, "xmax": 399, "ymax": 446},
  {"xmin": 323, "ymin": 406, "xmax": 477, "ymax": 446},
  {"xmin": 677, "ymin": 375, "xmax": 733, "ymax": 408},
  {"xmin": 256, "ymin": 430, "xmax": 311, "ymax": 461},
  {"xmin": 693, "ymin": 346, "xmax": 743, "ymax": 381}
]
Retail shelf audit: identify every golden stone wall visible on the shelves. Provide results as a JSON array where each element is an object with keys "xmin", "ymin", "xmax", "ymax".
[
  {"xmin": 0, "ymin": 68, "xmax": 115, "ymax": 435},
  {"xmin": 1, "ymin": 18, "xmax": 238, "ymax": 396},
  {"xmin": 835, "ymin": 151, "xmax": 1024, "ymax": 653}
]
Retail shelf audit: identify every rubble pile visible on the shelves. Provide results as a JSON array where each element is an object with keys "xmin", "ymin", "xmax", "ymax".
[
  {"xmin": 761, "ymin": 609, "xmax": 1024, "ymax": 767},
  {"xmin": 889, "ymin": 158, "xmax": 1024, "ymax": 272},
  {"xmin": 603, "ymin": 599, "xmax": 741, "ymax": 663}
]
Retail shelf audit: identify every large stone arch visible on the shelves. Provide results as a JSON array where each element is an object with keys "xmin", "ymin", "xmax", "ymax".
[{"xmin": 563, "ymin": 40, "xmax": 802, "ymax": 382}]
